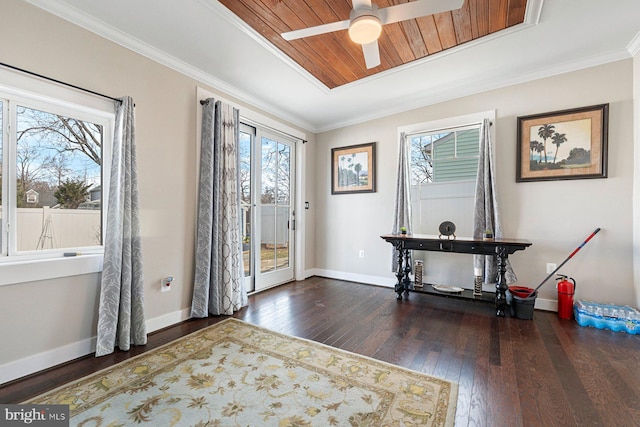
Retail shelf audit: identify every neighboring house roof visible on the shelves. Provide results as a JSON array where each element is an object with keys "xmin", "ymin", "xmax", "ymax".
[{"xmin": 39, "ymin": 191, "xmax": 59, "ymax": 207}]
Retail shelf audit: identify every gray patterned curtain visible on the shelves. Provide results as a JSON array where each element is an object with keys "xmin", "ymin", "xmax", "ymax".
[
  {"xmin": 473, "ymin": 119, "xmax": 517, "ymax": 284},
  {"xmin": 391, "ymin": 131, "xmax": 412, "ymax": 272},
  {"xmin": 95, "ymin": 96, "xmax": 146, "ymax": 357},
  {"xmin": 191, "ymin": 98, "xmax": 247, "ymax": 317}
]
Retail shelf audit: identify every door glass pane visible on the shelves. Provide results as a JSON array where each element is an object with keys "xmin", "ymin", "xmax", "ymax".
[
  {"xmin": 276, "ymin": 206, "xmax": 289, "ymax": 269},
  {"xmin": 239, "ymin": 130, "xmax": 252, "ymax": 277},
  {"xmin": 15, "ymin": 105, "xmax": 102, "ymax": 251},
  {"xmin": 259, "ymin": 135, "xmax": 293, "ymax": 279},
  {"xmin": 260, "ymin": 205, "xmax": 275, "ymax": 273},
  {"xmin": 260, "ymin": 137, "xmax": 277, "ymax": 273},
  {"xmin": 276, "ymin": 143, "xmax": 290, "ymax": 204},
  {"xmin": 241, "ymin": 206, "xmax": 251, "ymax": 276},
  {"xmin": 261, "ymin": 137, "xmax": 276, "ymax": 204}
]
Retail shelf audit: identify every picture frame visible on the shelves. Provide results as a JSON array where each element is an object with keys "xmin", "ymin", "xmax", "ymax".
[
  {"xmin": 331, "ymin": 142, "xmax": 376, "ymax": 194},
  {"xmin": 516, "ymin": 104, "xmax": 608, "ymax": 182}
]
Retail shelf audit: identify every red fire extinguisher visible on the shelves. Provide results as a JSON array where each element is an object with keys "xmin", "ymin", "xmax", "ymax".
[{"xmin": 556, "ymin": 275, "xmax": 577, "ymax": 320}]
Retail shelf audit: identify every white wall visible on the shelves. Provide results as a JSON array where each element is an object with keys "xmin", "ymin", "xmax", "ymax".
[
  {"xmin": 0, "ymin": 0, "xmax": 314, "ymax": 383},
  {"xmin": 315, "ymin": 60, "xmax": 637, "ymax": 309}
]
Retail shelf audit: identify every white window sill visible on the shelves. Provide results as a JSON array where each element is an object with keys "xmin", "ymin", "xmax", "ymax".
[{"xmin": 0, "ymin": 254, "xmax": 104, "ymax": 286}]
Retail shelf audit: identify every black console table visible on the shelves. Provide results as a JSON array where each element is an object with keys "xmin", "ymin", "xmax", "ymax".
[{"xmin": 381, "ymin": 233, "xmax": 532, "ymax": 317}]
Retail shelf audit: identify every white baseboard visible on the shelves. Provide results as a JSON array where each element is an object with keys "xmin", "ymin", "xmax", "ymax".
[
  {"xmin": 308, "ymin": 268, "xmax": 396, "ymax": 288},
  {"xmin": 146, "ymin": 308, "xmax": 192, "ymax": 333},
  {"xmin": 0, "ymin": 308, "xmax": 192, "ymax": 386},
  {"xmin": 534, "ymin": 297, "xmax": 557, "ymax": 312},
  {"xmin": 0, "ymin": 336, "xmax": 97, "ymax": 385}
]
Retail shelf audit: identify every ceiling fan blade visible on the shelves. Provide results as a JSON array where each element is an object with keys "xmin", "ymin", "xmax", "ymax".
[
  {"xmin": 352, "ymin": 0, "xmax": 373, "ymax": 9},
  {"xmin": 282, "ymin": 19, "xmax": 350, "ymax": 41},
  {"xmin": 362, "ymin": 40, "xmax": 381, "ymax": 69},
  {"xmin": 379, "ymin": 0, "xmax": 464, "ymax": 25}
]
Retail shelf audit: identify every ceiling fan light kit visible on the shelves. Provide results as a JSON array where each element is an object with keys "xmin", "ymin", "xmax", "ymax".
[{"xmin": 348, "ymin": 14, "xmax": 382, "ymax": 45}]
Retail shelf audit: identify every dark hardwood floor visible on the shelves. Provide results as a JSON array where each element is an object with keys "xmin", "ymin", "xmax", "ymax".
[{"xmin": 2, "ymin": 277, "xmax": 639, "ymax": 426}]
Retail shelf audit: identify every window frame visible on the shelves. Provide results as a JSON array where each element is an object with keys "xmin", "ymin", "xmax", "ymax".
[
  {"xmin": 0, "ymin": 68, "xmax": 114, "ymax": 285},
  {"xmin": 400, "ymin": 110, "xmax": 495, "ymax": 236}
]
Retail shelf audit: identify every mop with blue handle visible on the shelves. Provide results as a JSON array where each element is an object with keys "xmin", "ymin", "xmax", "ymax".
[{"xmin": 526, "ymin": 228, "xmax": 601, "ymax": 298}]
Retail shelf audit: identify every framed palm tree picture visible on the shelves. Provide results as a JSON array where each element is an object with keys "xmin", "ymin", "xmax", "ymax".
[
  {"xmin": 331, "ymin": 142, "xmax": 376, "ymax": 194},
  {"xmin": 516, "ymin": 104, "xmax": 608, "ymax": 182}
]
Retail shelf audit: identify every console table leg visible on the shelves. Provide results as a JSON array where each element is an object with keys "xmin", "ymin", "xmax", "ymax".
[
  {"xmin": 403, "ymin": 249, "xmax": 411, "ymax": 297},
  {"xmin": 395, "ymin": 245, "xmax": 405, "ymax": 300},
  {"xmin": 495, "ymin": 247, "xmax": 508, "ymax": 317}
]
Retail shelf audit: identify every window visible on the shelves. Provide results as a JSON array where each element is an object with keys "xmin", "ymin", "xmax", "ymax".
[
  {"xmin": 239, "ymin": 124, "xmax": 253, "ymax": 278},
  {"xmin": 402, "ymin": 111, "xmax": 493, "ymax": 236},
  {"xmin": 403, "ymin": 111, "xmax": 493, "ymax": 286},
  {"xmin": 0, "ymin": 80, "xmax": 113, "ymax": 264},
  {"xmin": 410, "ymin": 125, "xmax": 480, "ymax": 185}
]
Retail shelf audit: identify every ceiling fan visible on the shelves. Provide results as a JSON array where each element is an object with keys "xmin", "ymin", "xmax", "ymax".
[{"xmin": 281, "ymin": 0, "xmax": 465, "ymax": 69}]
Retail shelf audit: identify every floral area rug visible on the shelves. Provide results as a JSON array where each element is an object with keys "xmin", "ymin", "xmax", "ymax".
[{"xmin": 27, "ymin": 318, "xmax": 457, "ymax": 426}]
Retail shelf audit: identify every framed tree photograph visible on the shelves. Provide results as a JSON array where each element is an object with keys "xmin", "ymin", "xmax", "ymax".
[
  {"xmin": 516, "ymin": 104, "xmax": 609, "ymax": 182},
  {"xmin": 331, "ymin": 142, "xmax": 376, "ymax": 194}
]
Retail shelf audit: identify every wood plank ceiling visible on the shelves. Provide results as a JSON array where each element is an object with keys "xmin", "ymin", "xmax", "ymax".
[{"xmin": 219, "ymin": 0, "xmax": 527, "ymax": 89}]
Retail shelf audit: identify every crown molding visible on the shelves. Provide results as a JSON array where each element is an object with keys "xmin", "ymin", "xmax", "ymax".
[
  {"xmin": 318, "ymin": 47, "xmax": 631, "ymax": 132},
  {"xmin": 628, "ymin": 30, "xmax": 640, "ymax": 56},
  {"xmin": 24, "ymin": 0, "xmax": 317, "ymax": 133},
  {"xmin": 525, "ymin": 0, "xmax": 545, "ymax": 23}
]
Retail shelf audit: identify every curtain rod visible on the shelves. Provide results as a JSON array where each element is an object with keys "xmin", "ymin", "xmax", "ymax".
[
  {"xmin": 0, "ymin": 61, "xmax": 122, "ymax": 103},
  {"xmin": 200, "ymin": 99, "xmax": 307, "ymax": 144}
]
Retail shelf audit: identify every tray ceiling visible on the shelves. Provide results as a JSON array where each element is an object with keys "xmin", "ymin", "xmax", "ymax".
[
  {"xmin": 219, "ymin": 0, "xmax": 527, "ymax": 88},
  {"xmin": 22, "ymin": 0, "xmax": 640, "ymax": 131}
]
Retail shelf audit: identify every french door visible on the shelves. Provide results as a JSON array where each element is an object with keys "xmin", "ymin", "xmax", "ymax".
[{"xmin": 239, "ymin": 124, "xmax": 295, "ymax": 292}]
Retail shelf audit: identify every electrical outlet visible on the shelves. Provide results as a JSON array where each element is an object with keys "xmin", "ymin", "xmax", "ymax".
[
  {"xmin": 546, "ymin": 263, "xmax": 557, "ymax": 274},
  {"xmin": 161, "ymin": 276, "xmax": 174, "ymax": 292},
  {"xmin": 359, "ymin": 250, "xmax": 365, "ymax": 258}
]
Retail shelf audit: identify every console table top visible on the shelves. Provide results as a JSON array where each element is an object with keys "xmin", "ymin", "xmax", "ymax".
[{"xmin": 381, "ymin": 233, "xmax": 532, "ymax": 247}]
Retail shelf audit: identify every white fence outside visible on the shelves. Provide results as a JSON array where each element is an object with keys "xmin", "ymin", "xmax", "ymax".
[
  {"xmin": 0, "ymin": 207, "xmax": 101, "ymax": 251},
  {"xmin": 410, "ymin": 180, "xmax": 477, "ymax": 288}
]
